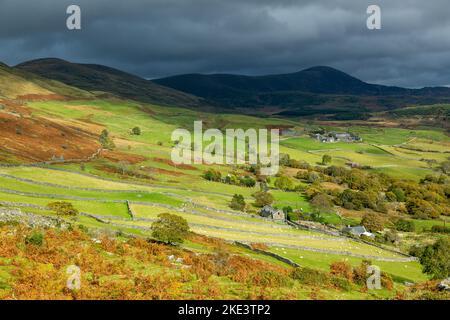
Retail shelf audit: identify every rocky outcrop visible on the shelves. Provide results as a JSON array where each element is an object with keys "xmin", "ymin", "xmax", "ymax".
[
  {"xmin": 438, "ymin": 278, "xmax": 450, "ymax": 291},
  {"xmin": 0, "ymin": 207, "xmax": 70, "ymax": 229}
]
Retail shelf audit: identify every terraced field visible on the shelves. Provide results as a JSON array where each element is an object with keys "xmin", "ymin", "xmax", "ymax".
[
  {"xmin": 0, "ymin": 164, "xmax": 416, "ymax": 264},
  {"xmin": 2, "ymin": 98, "xmax": 448, "ymax": 289}
]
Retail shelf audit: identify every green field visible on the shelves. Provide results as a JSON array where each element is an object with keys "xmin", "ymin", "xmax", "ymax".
[{"xmin": 2, "ymin": 98, "xmax": 449, "ymax": 295}]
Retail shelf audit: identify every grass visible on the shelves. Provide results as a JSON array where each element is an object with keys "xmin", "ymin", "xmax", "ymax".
[
  {"xmin": 2, "ymin": 98, "xmax": 448, "ymax": 296},
  {"xmin": 271, "ymin": 247, "xmax": 427, "ymax": 283},
  {"xmin": 412, "ymin": 218, "xmax": 450, "ymax": 231}
]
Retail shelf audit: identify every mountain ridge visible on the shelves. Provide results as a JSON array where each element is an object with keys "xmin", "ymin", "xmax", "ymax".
[
  {"xmin": 154, "ymin": 66, "xmax": 450, "ymax": 96},
  {"xmin": 152, "ymin": 66, "xmax": 450, "ymax": 114},
  {"xmin": 15, "ymin": 58, "xmax": 206, "ymax": 108}
]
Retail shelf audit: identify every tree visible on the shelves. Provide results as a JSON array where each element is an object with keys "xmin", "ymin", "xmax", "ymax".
[
  {"xmin": 417, "ymin": 237, "xmax": 450, "ymax": 279},
  {"xmin": 48, "ymin": 201, "xmax": 79, "ymax": 216},
  {"xmin": 274, "ymin": 175, "xmax": 294, "ymax": 191},
  {"xmin": 99, "ymin": 129, "xmax": 115, "ymax": 150},
  {"xmin": 203, "ymin": 169, "xmax": 222, "ymax": 182},
  {"xmin": 307, "ymin": 171, "xmax": 322, "ymax": 184},
  {"xmin": 253, "ymin": 191, "xmax": 274, "ymax": 207},
  {"xmin": 310, "ymin": 193, "xmax": 333, "ymax": 213},
  {"xmin": 230, "ymin": 194, "xmax": 246, "ymax": 211},
  {"xmin": 440, "ymin": 160, "xmax": 450, "ymax": 174},
  {"xmin": 361, "ymin": 212, "xmax": 384, "ymax": 232},
  {"xmin": 322, "ymin": 154, "xmax": 332, "ymax": 165},
  {"xmin": 151, "ymin": 213, "xmax": 190, "ymax": 245},
  {"xmin": 131, "ymin": 126, "xmax": 141, "ymax": 135},
  {"xmin": 239, "ymin": 176, "xmax": 256, "ymax": 187},
  {"xmin": 406, "ymin": 198, "xmax": 439, "ymax": 219},
  {"xmin": 279, "ymin": 153, "xmax": 290, "ymax": 166}
]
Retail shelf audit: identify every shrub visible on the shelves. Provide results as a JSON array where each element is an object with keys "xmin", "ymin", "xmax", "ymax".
[
  {"xmin": 330, "ymin": 277, "xmax": 352, "ymax": 291},
  {"xmin": 25, "ymin": 232, "xmax": 44, "ymax": 246},
  {"xmin": 253, "ymin": 191, "xmax": 274, "ymax": 207},
  {"xmin": 287, "ymin": 211, "xmax": 300, "ymax": 221},
  {"xmin": 239, "ymin": 176, "xmax": 256, "ymax": 187},
  {"xmin": 352, "ymin": 260, "xmax": 372, "ymax": 285},
  {"xmin": 151, "ymin": 213, "xmax": 190, "ymax": 245},
  {"xmin": 330, "ymin": 261, "xmax": 353, "ymax": 281},
  {"xmin": 248, "ymin": 271, "xmax": 293, "ymax": 288},
  {"xmin": 290, "ymin": 267, "xmax": 330, "ymax": 285},
  {"xmin": 381, "ymin": 272, "xmax": 394, "ymax": 291},
  {"xmin": 48, "ymin": 202, "xmax": 79, "ymax": 216},
  {"xmin": 406, "ymin": 198, "xmax": 439, "ymax": 219},
  {"xmin": 395, "ymin": 219, "xmax": 415, "ymax": 232},
  {"xmin": 307, "ymin": 171, "xmax": 322, "ymax": 183},
  {"xmin": 384, "ymin": 230, "xmax": 400, "ymax": 244},
  {"xmin": 131, "ymin": 126, "xmax": 141, "ymax": 135},
  {"xmin": 385, "ymin": 191, "xmax": 397, "ymax": 202},
  {"xmin": 230, "ymin": 194, "xmax": 246, "ymax": 211},
  {"xmin": 322, "ymin": 154, "xmax": 332, "ymax": 165},
  {"xmin": 391, "ymin": 187, "xmax": 406, "ymax": 202},
  {"xmin": 431, "ymin": 225, "xmax": 450, "ymax": 234},
  {"xmin": 203, "ymin": 169, "xmax": 222, "ymax": 182}
]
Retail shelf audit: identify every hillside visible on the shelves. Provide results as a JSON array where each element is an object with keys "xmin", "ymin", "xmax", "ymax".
[
  {"xmin": 0, "ymin": 63, "xmax": 92, "ymax": 100},
  {"xmin": 15, "ymin": 58, "xmax": 206, "ymax": 108},
  {"xmin": 154, "ymin": 66, "xmax": 450, "ymax": 114}
]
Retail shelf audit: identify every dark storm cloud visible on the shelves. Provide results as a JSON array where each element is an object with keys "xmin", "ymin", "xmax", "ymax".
[{"xmin": 1, "ymin": 0, "xmax": 450, "ymax": 87}]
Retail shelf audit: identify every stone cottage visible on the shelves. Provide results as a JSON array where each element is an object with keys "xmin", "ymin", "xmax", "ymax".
[{"xmin": 260, "ymin": 205, "xmax": 285, "ymax": 221}]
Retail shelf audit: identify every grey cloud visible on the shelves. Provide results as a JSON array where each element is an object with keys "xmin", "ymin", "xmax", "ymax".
[{"xmin": 0, "ymin": 0, "xmax": 449, "ymax": 87}]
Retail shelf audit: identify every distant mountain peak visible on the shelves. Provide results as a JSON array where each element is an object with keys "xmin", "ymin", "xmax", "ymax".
[
  {"xmin": 153, "ymin": 65, "xmax": 450, "ymax": 112},
  {"xmin": 301, "ymin": 65, "xmax": 341, "ymax": 72}
]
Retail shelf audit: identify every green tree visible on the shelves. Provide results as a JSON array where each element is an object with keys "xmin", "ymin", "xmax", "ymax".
[
  {"xmin": 253, "ymin": 191, "xmax": 274, "ymax": 207},
  {"xmin": 311, "ymin": 193, "xmax": 333, "ymax": 213},
  {"xmin": 151, "ymin": 213, "xmax": 190, "ymax": 245},
  {"xmin": 230, "ymin": 194, "xmax": 246, "ymax": 211},
  {"xmin": 274, "ymin": 175, "xmax": 294, "ymax": 191},
  {"xmin": 99, "ymin": 129, "xmax": 115, "ymax": 150},
  {"xmin": 322, "ymin": 154, "xmax": 332, "ymax": 165},
  {"xmin": 203, "ymin": 169, "xmax": 222, "ymax": 182},
  {"xmin": 417, "ymin": 238, "xmax": 450, "ymax": 279},
  {"xmin": 361, "ymin": 212, "xmax": 384, "ymax": 232},
  {"xmin": 239, "ymin": 176, "xmax": 256, "ymax": 187},
  {"xmin": 131, "ymin": 126, "xmax": 141, "ymax": 135}
]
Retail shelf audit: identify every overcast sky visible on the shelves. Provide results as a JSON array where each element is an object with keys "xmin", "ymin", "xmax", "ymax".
[{"xmin": 1, "ymin": 0, "xmax": 449, "ymax": 87}]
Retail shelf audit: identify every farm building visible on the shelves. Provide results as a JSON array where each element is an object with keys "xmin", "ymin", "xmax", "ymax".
[
  {"xmin": 311, "ymin": 131, "xmax": 361, "ymax": 143},
  {"xmin": 342, "ymin": 225, "xmax": 374, "ymax": 238},
  {"xmin": 260, "ymin": 205, "xmax": 285, "ymax": 221}
]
